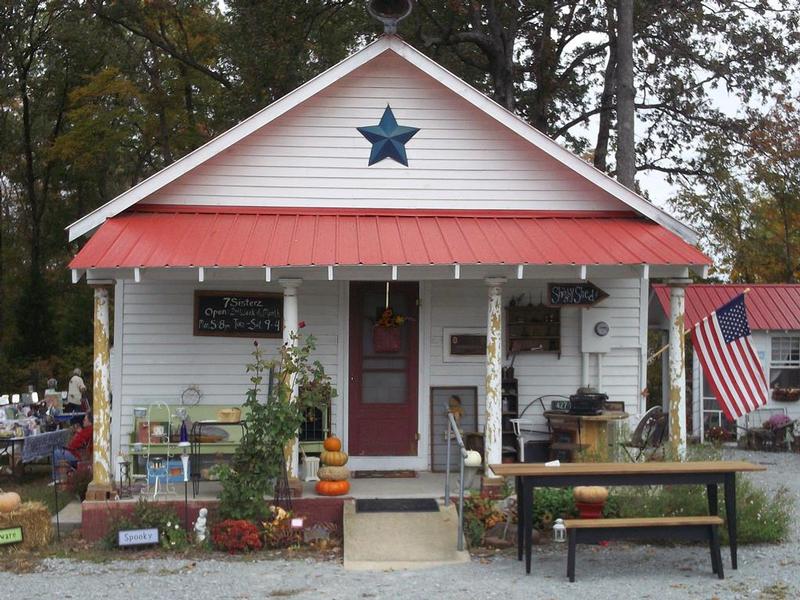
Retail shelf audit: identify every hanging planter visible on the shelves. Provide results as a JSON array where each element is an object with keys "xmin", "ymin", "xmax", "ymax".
[{"xmin": 373, "ymin": 325, "xmax": 402, "ymax": 353}]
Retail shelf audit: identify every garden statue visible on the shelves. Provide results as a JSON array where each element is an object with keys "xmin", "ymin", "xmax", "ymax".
[{"xmin": 194, "ymin": 508, "xmax": 208, "ymax": 544}]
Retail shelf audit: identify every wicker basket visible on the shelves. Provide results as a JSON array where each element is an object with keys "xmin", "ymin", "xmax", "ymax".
[{"xmin": 217, "ymin": 407, "xmax": 241, "ymax": 422}]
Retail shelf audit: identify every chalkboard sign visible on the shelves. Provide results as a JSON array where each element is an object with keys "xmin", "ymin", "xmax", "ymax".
[
  {"xmin": 548, "ymin": 282, "xmax": 608, "ymax": 307},
  {"xmin": 194, "ymin": 291, "xmax": 282, "ymax": 338}
]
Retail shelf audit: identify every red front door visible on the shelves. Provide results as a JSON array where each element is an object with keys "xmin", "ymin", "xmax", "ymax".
[{"xmin": 348, "ymin": 282, "xmax": 419, "ymax": 456}]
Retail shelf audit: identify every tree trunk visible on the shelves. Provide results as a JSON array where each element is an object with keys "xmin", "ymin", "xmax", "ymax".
[
  {"xmin": 615, "ymin": 0, "xmax": 635, "ymax": 189},
  {"xmin": 529, "ymin": 2, "xmax": 557, "ymax": 132},
  {"xmin": 595, "ymin": 1, "xmax": 617, "ymax": 172},
  {"xmin": 777, "ymin": 195, "xmax": 796, "ymax": 282}
]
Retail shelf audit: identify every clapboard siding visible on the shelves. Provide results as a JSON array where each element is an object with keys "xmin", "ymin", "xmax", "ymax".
[
  {"xmin": 116, "ymin": 280, "xmax": 340, "ymax": 451},
  {"xmin": 427, "ymin": 279, "xmax": 644, "ymax": 439},
  {"xmin": 148, "ymin": 52, "xmax": 628, "ymax": 212},
  {"xmin": 113, "ymin": 275, "xmax": 645, "ymax": 468}
]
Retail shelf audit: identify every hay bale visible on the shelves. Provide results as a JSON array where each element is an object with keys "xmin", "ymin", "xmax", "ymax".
[{"xmin": 0, "ymin": 501, "xmax": 52, "ymax": 551}]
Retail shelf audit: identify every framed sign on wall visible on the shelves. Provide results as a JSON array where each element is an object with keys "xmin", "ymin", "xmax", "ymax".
[
  {"xmin": 442, "ymin": 327, "xmax": 486, "ymax": 362},
  {"xmin": 194, "ymin": 291, "xmax": 283, "ymax": 338}
]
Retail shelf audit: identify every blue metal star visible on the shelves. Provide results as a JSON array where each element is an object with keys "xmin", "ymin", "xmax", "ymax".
[{"xmin": 357, "ymin": 105, "xmax": 420, "ymax": 166}]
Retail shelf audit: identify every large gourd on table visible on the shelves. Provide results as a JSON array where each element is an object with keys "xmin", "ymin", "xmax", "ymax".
[{"xmin": 316, "ymin": 437, "xmax": 351, "ymax": 496}]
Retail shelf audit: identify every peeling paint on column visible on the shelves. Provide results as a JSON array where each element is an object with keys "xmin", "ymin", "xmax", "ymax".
[
  {"xmin": 668, "ymin": 284, "xmax": 687, "ymax": 459},
  {"xmin": 281, "ymin": 279, "xmax": 302, "ymax": 478},
  {"xmin": 91, "ymin": 286, "xmax": 112, "ymax": 487},
  {"xmin": 484, "ymin": 278, "xmax": 505, "ymax": 477}
]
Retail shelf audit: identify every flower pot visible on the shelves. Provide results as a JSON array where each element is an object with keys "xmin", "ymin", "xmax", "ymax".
[
  {"xmin": 373, "ymin": 326, "xmax": 401, "ymax": 353},
  {"xmin": 772, "ymin": 388, "xmax": 800, "ymax": 402},
  {"xmin": 575, "ymin": 501, "xmax": 605, "ymax": 519}
]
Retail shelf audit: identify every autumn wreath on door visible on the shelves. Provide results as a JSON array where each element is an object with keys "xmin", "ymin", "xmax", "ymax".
[{"xmin": 373, "ymin": 307, "xmax": 407, "ymax": 353}]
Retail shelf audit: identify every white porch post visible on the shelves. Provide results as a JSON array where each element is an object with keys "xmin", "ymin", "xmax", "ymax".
[
  {"xmin": 280, "ymin": 278, "xmax": 302, "ymax": 478},
  {"xmin": 667, "ymin": 278, "xmax": 691, "ymax": 459},
  {"xmin": 87, "ymin": 284, "xmax": 114, "ymax": 500},
  {"xmin": 484, "ymin": 277, "xmax": 506, "ymax": 477}
]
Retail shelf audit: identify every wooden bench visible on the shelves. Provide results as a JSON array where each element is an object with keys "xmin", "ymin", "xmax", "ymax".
[{"xmin": 564, "ymin": 516, "xmax": 725, "ymax": 582}]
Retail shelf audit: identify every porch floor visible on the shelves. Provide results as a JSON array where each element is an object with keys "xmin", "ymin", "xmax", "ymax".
[{"xmin": 118, "ymin": 471, "xmax": 453, "ymax": 502}]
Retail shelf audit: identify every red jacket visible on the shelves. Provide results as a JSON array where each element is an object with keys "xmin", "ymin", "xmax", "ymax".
[{"xmin": 67, "ymin": 425, "xmax": 93, "ymax": 455}]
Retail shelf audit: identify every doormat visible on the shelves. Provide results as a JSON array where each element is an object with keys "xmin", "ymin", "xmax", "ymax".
[
  {"xmin": 353, "ymin": 470, "xmax": 417, "ymax": 479},
  {"xmin": 355, "ymin": 498, "xmax": 440, "ymax": 513}
]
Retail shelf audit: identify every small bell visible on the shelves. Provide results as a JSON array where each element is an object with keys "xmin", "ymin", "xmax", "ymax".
[{"xmin": 553, "ymin": 518, "xmax": 567, "ymax": 543}]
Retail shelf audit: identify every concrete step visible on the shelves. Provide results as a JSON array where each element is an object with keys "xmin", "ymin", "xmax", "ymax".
[
  {"xmin": 343, "ymin": 500, "xmax": 470, "ymax": 571},
  {"xmin": 52, "ymin": 500, "xmax": 82, "ymax": 536}
]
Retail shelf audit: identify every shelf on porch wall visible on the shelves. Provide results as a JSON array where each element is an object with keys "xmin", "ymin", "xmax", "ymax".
[
  {"xmin": 501, "ymin": 377, "xmax": 519, "ymax": 462},
  {"xmin": 507, "ymin": 304, "xmax": 561, "ymax": 356}
]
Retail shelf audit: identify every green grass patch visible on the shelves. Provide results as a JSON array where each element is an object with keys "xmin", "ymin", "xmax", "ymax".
[{"xmin": 1, "ymin": 464, "xmax": 74, "ymax": 515}]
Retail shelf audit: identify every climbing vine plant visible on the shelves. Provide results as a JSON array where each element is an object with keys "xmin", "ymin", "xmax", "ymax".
[{"xmin": 218, "ymin": 335, "xmax": 334, "ymax": 521}]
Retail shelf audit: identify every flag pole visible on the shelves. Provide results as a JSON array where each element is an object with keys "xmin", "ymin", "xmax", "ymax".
[{"xmin": 647, "ymin": 288, "xmax": 751, "ymax": 364}]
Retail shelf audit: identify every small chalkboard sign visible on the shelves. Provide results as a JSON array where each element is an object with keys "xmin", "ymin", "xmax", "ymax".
[
  {"xmin": 194, "ymin": 291, "xmax": 283, "ymax": 338},
  {"xmin": 548, "ymin": 282, "xmax": 608, "ymax": 307},
  {"xmin": 118, "ymin": 527, "xmax": 159, "ymax": 547},
  {"xmin": 0, "ymin": 526, "xmax": 23, "ymax": 546}
]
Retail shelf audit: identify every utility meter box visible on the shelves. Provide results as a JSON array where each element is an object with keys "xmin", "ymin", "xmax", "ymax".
[{"xmin": 581, "ymin": 308, "xmax": 614, "ymax": 353}]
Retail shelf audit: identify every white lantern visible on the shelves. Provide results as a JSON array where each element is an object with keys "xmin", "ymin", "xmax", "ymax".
[{"xmin": 553, "ymin": 518, "xmax": 567, "ymax": 543}]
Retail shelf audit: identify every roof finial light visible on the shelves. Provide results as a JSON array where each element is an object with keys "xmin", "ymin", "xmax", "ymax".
[{"xmin": 367, "ymin": 0, "xmax": 414, "ymax": 35}]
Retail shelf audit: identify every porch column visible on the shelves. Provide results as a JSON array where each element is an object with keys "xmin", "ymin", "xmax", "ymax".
[
  {"xmin": 667, "ymin": 278, "xmax": 691, "ymax": 459},
  {"xmin": 280, "ymin": 278, "xmax": 302, "ymax": 478},
  {"xmin": 484, "ymin": 277, "xmax": 506, "ymax": 477},
  {"xmin": 86, "ymin": 284, "xmax": 114, "ymax": 500}
]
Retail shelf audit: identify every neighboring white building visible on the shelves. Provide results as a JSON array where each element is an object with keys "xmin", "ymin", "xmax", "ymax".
[
  {"xmin": 67, "ymin": 35, "xmax": 708, "ymax": 493},
  {"xmin": 651, "ymin": 284, "xmax": 800, "ymax": 439}
]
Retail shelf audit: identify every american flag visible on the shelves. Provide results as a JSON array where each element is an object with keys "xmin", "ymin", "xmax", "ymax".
[{"xmin": 691, "ymin": 293, "xmax": 769, "ymax": 421}]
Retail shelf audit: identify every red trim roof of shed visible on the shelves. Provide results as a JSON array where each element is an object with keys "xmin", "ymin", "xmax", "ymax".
[
  {"xmin": 653, "ymin": 284, "xmax": 800, "ymax": 331},
  {"xmin": 70, "ymin": 205, "xmax": 710, "ymax": 270}
]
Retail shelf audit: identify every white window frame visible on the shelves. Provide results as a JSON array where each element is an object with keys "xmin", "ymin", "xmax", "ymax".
[{"xmin": 769, "ymin": 335, "xmax": 800, "ymax": 391}]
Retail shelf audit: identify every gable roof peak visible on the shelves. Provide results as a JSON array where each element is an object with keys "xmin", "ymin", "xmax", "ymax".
[{"xmin": 67, "ymin": 35, "xmax": 697, "ymax": 245}]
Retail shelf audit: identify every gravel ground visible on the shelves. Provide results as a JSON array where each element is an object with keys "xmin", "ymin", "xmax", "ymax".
[{"xmin": 7, "ymin": 448, "xmax": 800, "ymax": 600}]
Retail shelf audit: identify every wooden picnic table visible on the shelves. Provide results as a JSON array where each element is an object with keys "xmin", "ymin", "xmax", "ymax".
[{"xmin": 490, "ymin": 460, "xmax": 766, "ymax": 575}]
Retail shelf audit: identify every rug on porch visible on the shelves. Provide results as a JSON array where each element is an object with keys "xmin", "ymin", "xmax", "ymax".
[
  {"xmin": 355, "ymin": 498, "xmax": 440, "ymax": 513},
  {"xmin": 352, "ymin": 470, "xmax": 417, "ymax": 479}
]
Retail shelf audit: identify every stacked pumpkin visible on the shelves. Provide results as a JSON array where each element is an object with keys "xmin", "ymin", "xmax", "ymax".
[{"xmin": 315, "ymin": 436, "xmax": 350, "ymax": 496}]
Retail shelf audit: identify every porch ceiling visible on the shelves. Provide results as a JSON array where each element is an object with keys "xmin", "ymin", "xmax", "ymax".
[{"xmin": 69, "ymin": 205, "xmax": 710, "ymax": 271}]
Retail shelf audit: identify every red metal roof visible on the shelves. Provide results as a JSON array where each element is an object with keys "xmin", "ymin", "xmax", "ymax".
[
  {"xmin": 70, "ymin": 205, "xmax": 710, "ymax": 269},
  {"xmin": 653, "ymin": 284, "xmax": 800, "ymax": 331}
]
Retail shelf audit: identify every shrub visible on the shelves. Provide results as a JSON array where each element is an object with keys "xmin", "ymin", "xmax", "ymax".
[
  {"xmin": 610, "ymin": 476, "xmax": 793, "ymax": 544},
  {"xmin": 530, "ymin": 487, "xmax": 577, "ymax": 530},
  {"xmin": 261, "ymin": 505, "xmax": 302, "ymax": 549},
  {"xmin": 211, "ymin": 519, "xmax": 263, "ymax": 553},
  {"xmin": 462, "ymin": 497, "xmax": 505, "ymax": 547},
  {"xmin": 104, "ymin": 499, "xmax": 189, "ymax": 550},
  {"xmin": 218, "ymin": 335, "xmax": 334, "ymax": 521}
]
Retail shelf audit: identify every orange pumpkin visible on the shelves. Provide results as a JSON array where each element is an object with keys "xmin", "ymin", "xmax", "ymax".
[
  {"xmin": 320, "ymin": 450, "xmax": 348, "ymax": 467},
  {"xmin": 0, "ymin": 491, "xmax": 21, "ymax": 513},
  {"xmin": 316, "ymin": 480, "xmax": 350, "ymax": 496},
  {"xmin": 323, "ymin": 436, "xmax": 342, "ymax": 452}
]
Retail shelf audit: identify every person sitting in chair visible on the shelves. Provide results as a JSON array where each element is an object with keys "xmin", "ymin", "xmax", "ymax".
[{"xmin": 51, "ymin": 412, "xmax": 93, "ymax": 483}]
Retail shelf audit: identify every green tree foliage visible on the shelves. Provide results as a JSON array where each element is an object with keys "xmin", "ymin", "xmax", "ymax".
[
  {"xmin": 673, "ymin": 97, "xmax": 800, "ymax": 282},
  {"xmin": 0, "ymin": 0, "xmax": 799, "ymax": 392}
]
